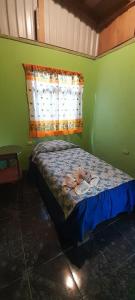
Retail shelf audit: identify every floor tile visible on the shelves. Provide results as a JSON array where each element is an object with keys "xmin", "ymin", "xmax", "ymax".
[
  {"xmin": 65, "ymin": 221, "xmax": 135, "ymax": 299},
  {"xmin": 0, "ymin": 274, "xmax": 31, "ymax": 300},
  {"xmin": 20, "ymin": 191, "xmax": 43, "ymax": 208},
  {"xmin": 114, "ymin": 213, "xmax": 135, "ymax": 246},
  {"xmin": 19, "ymin": 193, "xmax": 46, "ymax": 218},
  {"xmin": 21, "ymin": 208, "xmax": 62, "ymax": 268},
  {"xmin": 93, "ymin": 215, "xmax": 120, "ymax": 235},
  {"xmin": 64, "ymin": 238, "xmax": 94, "ymax": 268},
  {"xmin": 98, "ymin": 253, "xmax": 135, "ymax": 300},
  {"xmin": 66, "ymin": 248, "xmax": 109, "ymax": 299},
  {"xmin": 1, "ymin": 176, "xmax": 135, "ymax": 300},
  {"xmin": 29, "ymin": 254, "xmax": 82, "ymax": 300},
  {"xmin": 22, "ymin": 176, "xmax": 38, "ymax": 195},
  {"xmin": 94, "ymin": 222, "xmax": 125, "ymax": 251},
  {"xmin": 94, "ymin": 222, "xmax": 134, "ymax": 271},
  {"xmin": 0, "ymin": 183, "xmax": 19, "ymax": 220},
  {"xmin": 62, "ymin": 216, "xmax": 135, "ymax": 270},
  {"xmin": 0, "ymin": 218, "xmax": 25, "ymax": 288}
]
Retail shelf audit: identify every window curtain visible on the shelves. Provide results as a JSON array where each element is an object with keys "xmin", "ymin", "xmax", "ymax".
[{"xmin": 23, "ymin": 64, "xmax": 84, "ymax": 137}]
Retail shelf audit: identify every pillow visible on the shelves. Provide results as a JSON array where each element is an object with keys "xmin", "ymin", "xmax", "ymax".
[{"xmin": 32, "ymin": 140, "xmax": 79, "ymax": 160}]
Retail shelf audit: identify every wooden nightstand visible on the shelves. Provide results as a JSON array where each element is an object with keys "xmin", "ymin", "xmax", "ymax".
[{"xmin": 0, "ymin": 145, "xmax": 22, "ymax": 184}]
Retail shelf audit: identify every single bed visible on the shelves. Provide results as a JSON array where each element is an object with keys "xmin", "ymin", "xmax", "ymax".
[{"xmin": 29, "ymin": 140, "xmax": 135, "ymax": 242}]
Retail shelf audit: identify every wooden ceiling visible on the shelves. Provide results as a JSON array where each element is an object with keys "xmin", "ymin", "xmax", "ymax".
[
  {"xmin": 85, "ymin": 0, "xmax": 135, "ymax": 29},
  {"xmin": 54, "ymin": 0, "xmax": 135, "ymax": 30}
]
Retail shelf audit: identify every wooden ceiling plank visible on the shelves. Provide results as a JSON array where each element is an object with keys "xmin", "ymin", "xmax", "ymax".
[
  {"xmin": 98, "ymin": 0, "xmax": 135, "ymax": 30},
  {"xmin": 98, "ymin": 4, "xmax": 135, "ymax": 54}
]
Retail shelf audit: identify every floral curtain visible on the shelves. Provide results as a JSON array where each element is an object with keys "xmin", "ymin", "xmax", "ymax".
[{"xmin": 23, "ymin": 64, "xmax": 84, "ymax": 137}]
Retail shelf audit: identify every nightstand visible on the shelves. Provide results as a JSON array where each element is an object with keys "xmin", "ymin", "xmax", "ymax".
[{"xmin": 0, "ymin": 145, "xmax": 22, "ymax": 184}]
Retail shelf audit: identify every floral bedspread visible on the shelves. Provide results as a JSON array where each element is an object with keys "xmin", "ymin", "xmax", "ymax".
[{"xmin": 34, "ymin": 148, "xmax": 133, "ymax": 219}]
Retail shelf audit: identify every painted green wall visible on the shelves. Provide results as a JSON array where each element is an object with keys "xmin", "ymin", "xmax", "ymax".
[
  {"xmin": 1, "ymin": 37, "xmax": 135, "ymax": 176},
  {"xmin": 92, "ymin": 43, "xmax": 135, "ymax": 177},
  {"xmin": 0, "ymin": 37, "xmax": 95, "ymax": 169}
]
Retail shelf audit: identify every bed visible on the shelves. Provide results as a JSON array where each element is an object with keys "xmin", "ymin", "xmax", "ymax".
[{"xmin": 29, "ymin": 140, "xmax": 135, "ymax": 242}]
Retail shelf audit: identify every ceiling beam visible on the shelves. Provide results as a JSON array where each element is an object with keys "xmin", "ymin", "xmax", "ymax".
[{"xmin": 36, "ymin": 0, "xmax": 45, "ymax": 42}]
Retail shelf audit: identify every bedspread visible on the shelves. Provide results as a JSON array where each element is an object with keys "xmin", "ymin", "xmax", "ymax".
[{"xmin": 34, "ymin": 147, "xmax": 133, "ymax": 219}]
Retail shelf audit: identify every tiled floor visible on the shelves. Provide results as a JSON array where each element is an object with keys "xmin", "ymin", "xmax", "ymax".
[{"xmin": 0, "ymin": 177, "xmax": 135, "ymax": 299}]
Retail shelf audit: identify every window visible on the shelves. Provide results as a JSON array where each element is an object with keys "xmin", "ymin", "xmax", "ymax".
[{"xmin": 23, "ymin": 64, "xmax": 84, "ymax": 137}]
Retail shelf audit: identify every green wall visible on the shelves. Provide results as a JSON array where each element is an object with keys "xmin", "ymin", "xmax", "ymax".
[
  {"xmin": 1, "ymin": 37, "xmax": 135, "ymax": 176},
  {"xmin": 92, "ymin": 43, "xmax": 135, "ymax": 177},
  {"xmin": 0, "ymin": 37, "xmax": 95, "ymax": 169}
]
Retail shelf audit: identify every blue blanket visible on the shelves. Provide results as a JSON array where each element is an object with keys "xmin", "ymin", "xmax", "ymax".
[{"xmin": 64, "ymin": 180, "xmax": 135, "ymax": 241}]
